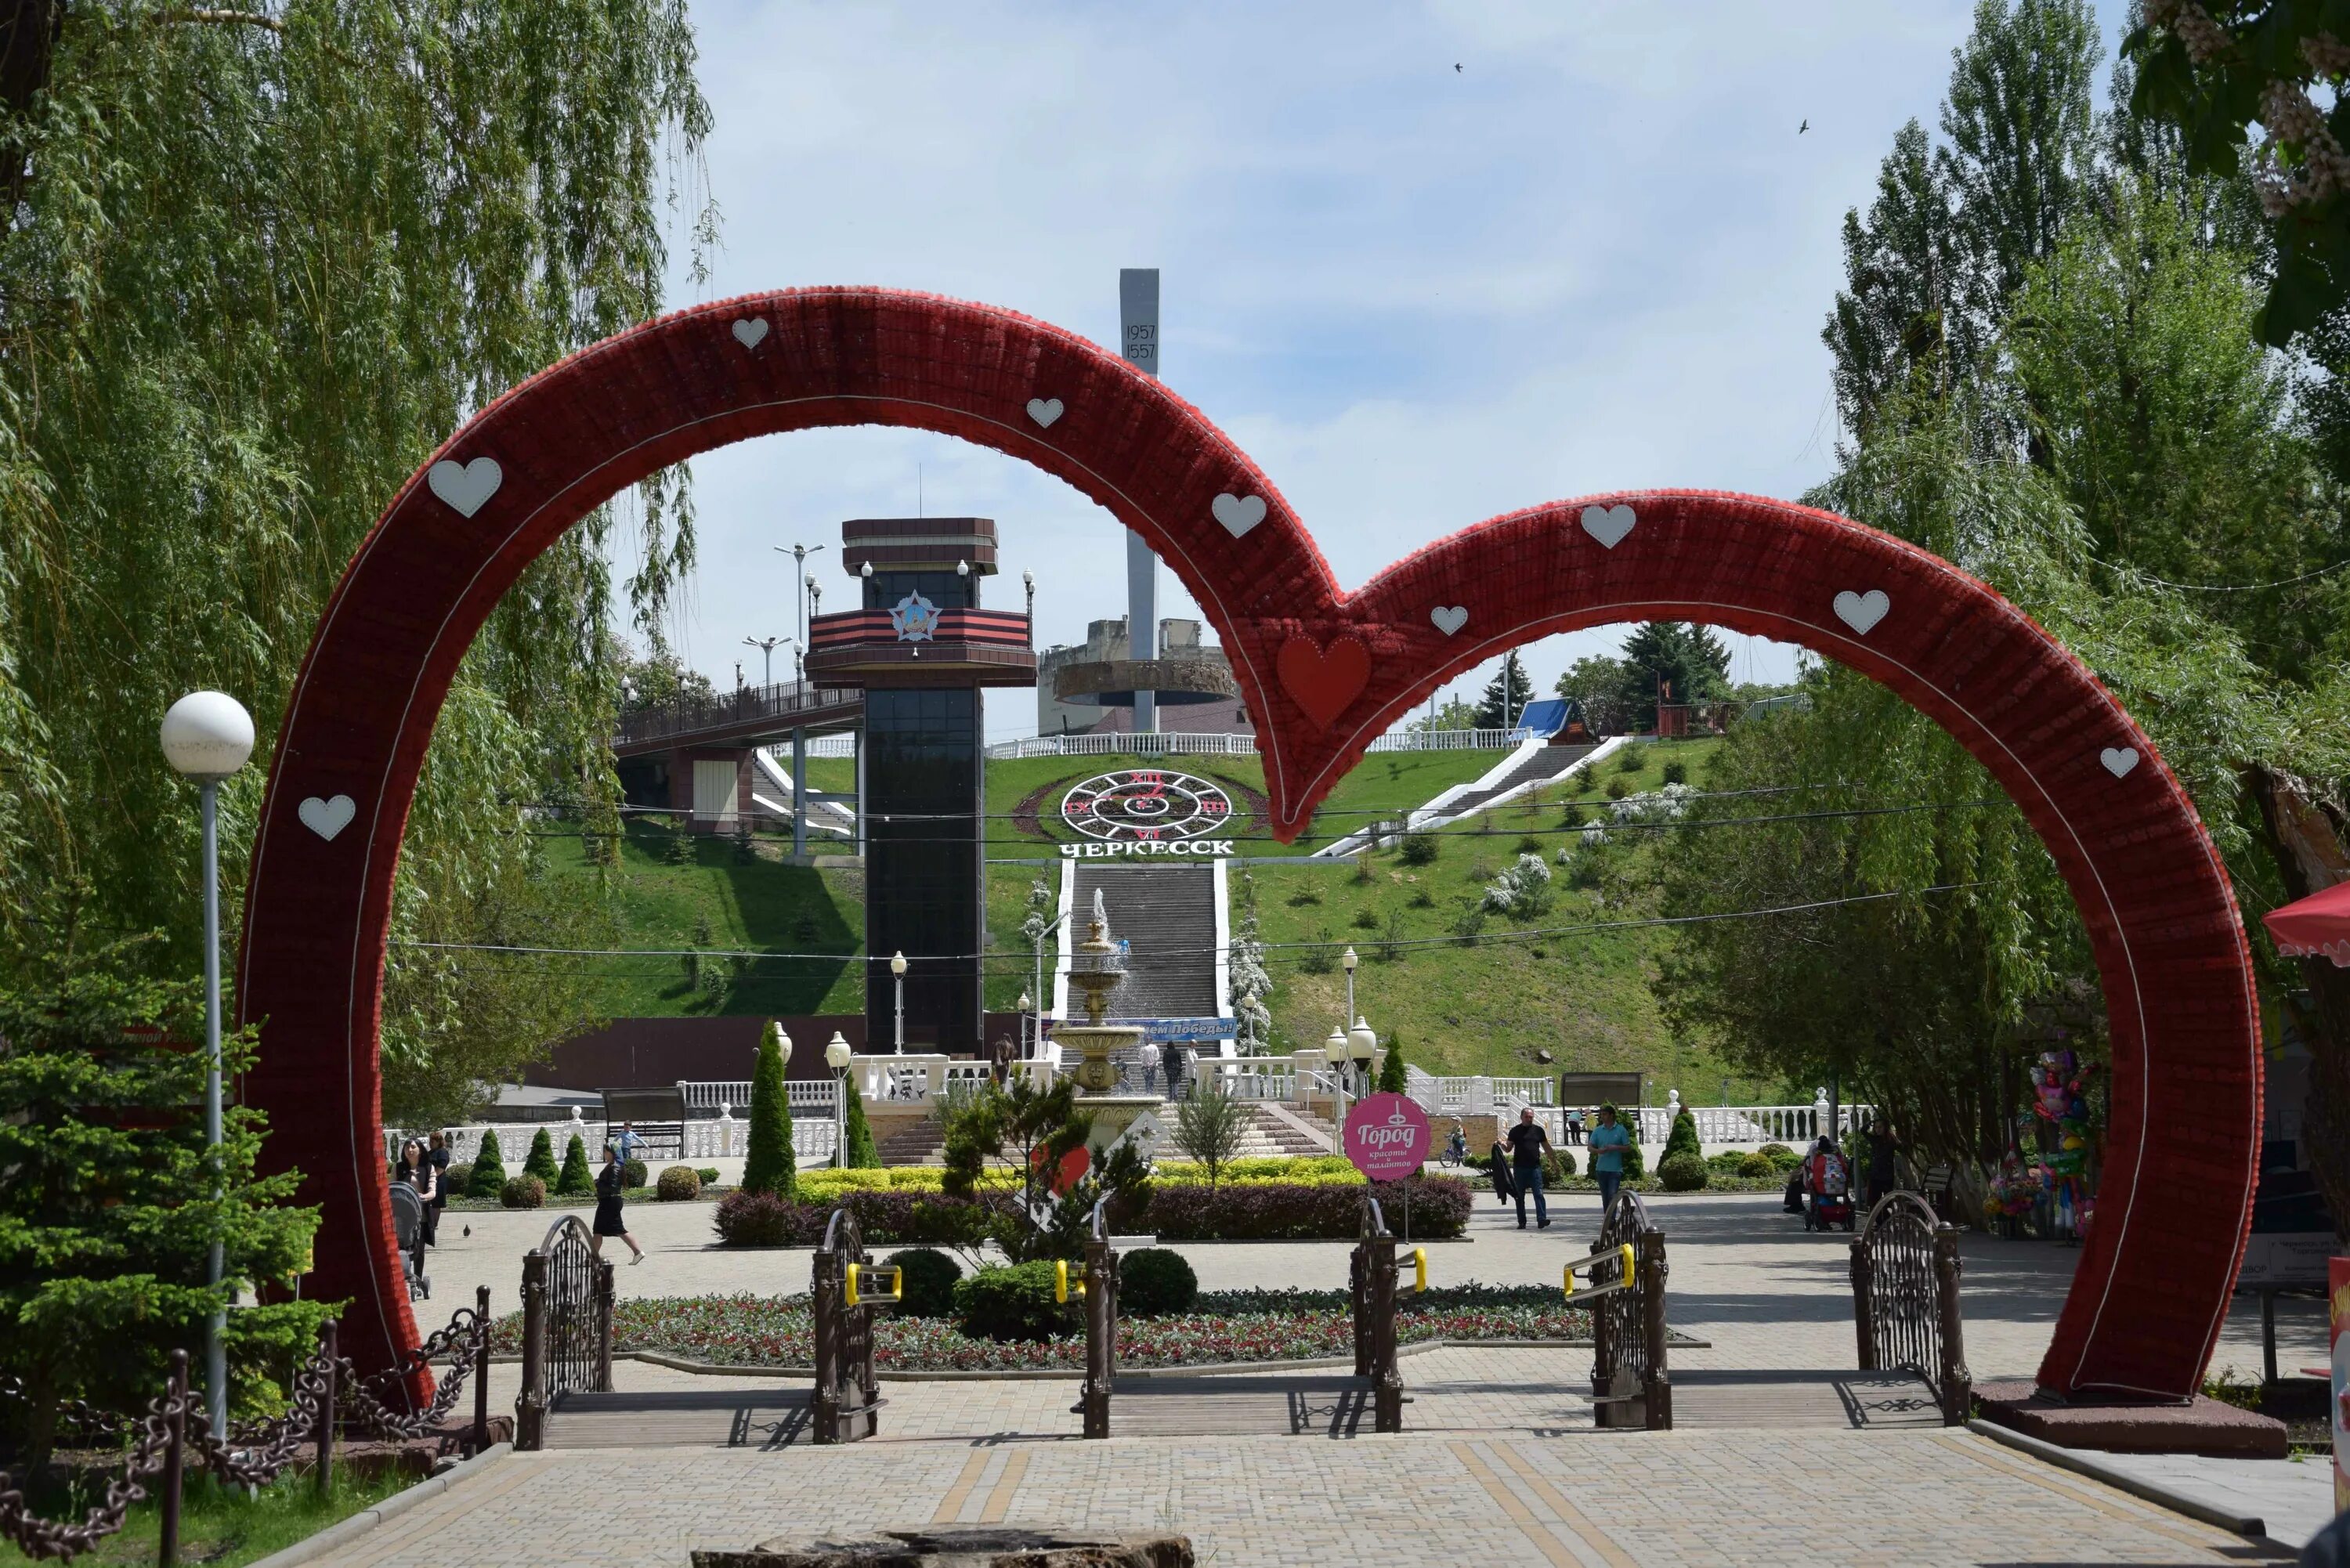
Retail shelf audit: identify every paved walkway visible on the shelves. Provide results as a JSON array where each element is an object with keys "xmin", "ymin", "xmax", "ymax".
[
  {"xmin": 313, "ymin": 1428, "xmax": 2288, "ymax": 1567},
  {"xmin": 425, "ymin": 1187, "xmax": 2324, "ymax": 1385}
]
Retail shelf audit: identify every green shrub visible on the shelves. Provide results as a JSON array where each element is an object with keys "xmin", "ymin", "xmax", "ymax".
[
  {"xmin": 843, "ymin": 1079, "xmax": 880, "ymax": 1168},
  {"xmin": 1661, "ymin": 760, "xmax": 1687, "ymax": 785},
  {"xmin": 696, "ymin": 1167, "xmax": 721, "ymax": 1184},
  {"xmin": 1758, "ymin": 1143, "xmax": 1801, "ymax": 1172},
  {"xmin": 468, "ymin": 1131, "xmax": 507, "ymax": 1197},
  {"xmin": 1542, "ymin": 1147, "xmax": 1578, "ymax": 1183},
  {"xmin": 622, "ymin": 1158, "xmax": 649, "ymax": 1188},
  {"xmin": 1662, "ymin": 1110, "xmax": 1701, "ymax": 1164},
  {"xmin": 1658, "ymin": 1152, "xmax": 1708, "ymax": 1191},
  {"xmin": 1603, "ymin": 776, "xmax": 1631, "ymax": 801},
  {"xmin": 1119, "ymin": 1248, "xmax": 1198, "ymax": 1316},
  {"xmin": 523, "ymin": 1127, "xmax": 559, "ymax": 1183},
  {"xmin": 1704, "ymin": 1150, "xmax": 1747, "ymax": 1175},
  {"xmin": 1351, "ymin": 906, "xmax": 1381, "ymax": 932},
  {"xmin": 953, "ymin": 1261, "xmax": 1068, "ymax": 1342},
  {"xmin": 1616, "ymin": 742, "xmax": 1647, "ymax": 773},
  {"xmin": 656, "ymin": 1165, "xmax": 701, "ymax": 1201},
  {"xmin": 1515, "ymin": 835, "xmax": 1544, "ymax": 855},
  {"xmin": 743, "ymin": 1020, "xmax": 797, "ymax": 1197},
  {"xmin": 443, "ymin": 1161, "xmax": 474, "ymax": 1195},
  {"xmin": 1398, "ymin": 833, "xmax": 1438, "ymax": 866},
  {"xmin": 555, "ymin": 1134, "xmax": 593, "ymax": 1195},
  {"xmin": 884, "ymin": 1248, "xmax": 962, "ymax": 1318},
  {"xmin": 1738, "ymin": 1151, "xmax": 1777, "ymax": 1178},
  {"xmin": 500, "ymin": 1175, "xmax": 546, "ymax": 1209}
]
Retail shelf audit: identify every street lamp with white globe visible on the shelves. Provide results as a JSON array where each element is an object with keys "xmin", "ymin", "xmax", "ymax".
[
  {"xmin": 1349, "ymin": 1017, "xmax": 1379, "ymax": 1101},
  {"xmin": 826, "ymin": 1031, "xmax": 854, "ymax": 1167},
  {"xmin": 890, "ymin": 951, "xmax": 908, "ymax": 1053},
  {"xmin": 160, "ymin": 691, "xmax": 255, "ymax": 1442}
]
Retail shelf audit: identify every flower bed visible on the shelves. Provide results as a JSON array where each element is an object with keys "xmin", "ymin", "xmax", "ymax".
[
  {"xmin": 714, "ymin": 1176, "xmax": 1474, "ymax": 1247},
  {"xmin": 486, "ymin": 1283, "xmax": 1593, "ymax": 1371}
]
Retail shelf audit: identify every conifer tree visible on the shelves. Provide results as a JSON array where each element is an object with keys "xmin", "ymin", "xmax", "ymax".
[
  {"xmin": 468, "ymin": 1129, "xmax": 507, "ymax": 1198},
  {"xmin": 524, "ymin": 1126, "xmax": 559, "ymax": 1183},
  {"xmin": 555, "ymin": 1133, "xmax": 593, "ymax": 1194},
  {"xmin": 842, "ymin": 1075, "xmax": 880, "ymax": 1169},
  {"xmin": 743, "ymin": 1021, "xmax": 797, "ymax": 1196}
]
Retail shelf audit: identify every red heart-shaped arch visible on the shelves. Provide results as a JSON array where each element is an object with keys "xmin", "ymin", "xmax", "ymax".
[{"xmin": 237, "ymin": 287, "xmax": 2255, "ymax": 1406}]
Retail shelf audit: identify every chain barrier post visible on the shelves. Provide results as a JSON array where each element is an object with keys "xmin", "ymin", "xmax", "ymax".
[
  {"xmin": 472, "ymin": 1286, "xmax": 492, "ymax": 1454},
  {"xmin": 1349, "ymin": 1239, "xmax": 1370, "ymax": 1376},
  {"xmin": 1934, "ymin": 1223, "xmax": 1971, "ymax": 1426},
  {"xmin": 515, "ymin": 1248, "xmax": 547, "ymax": 1451},
  {"xmin": 1638, "ymin": 1228, "xmax": 1672, "ymax": 1431},
  {"xmin": 315, "ymin": 1321, "xmax": 337, "ymax": 1497},
  {"xmin": 1082, "ymin": 1225, "xmax": 1118, "ymax": 1440},
  {"xmin": 595, "ymin": 1259, "xmax": 616, "ymax": 1393},
  {"xmin": 1370, "ymin": 1225, "xmax": 1401, "ymax": 1433},
  {"xmin": 158, "ymin": 1349, "xmax": 187, "ymax": 1568},
  {"xmin": 1850, "ymin": 1223, "xmax": 1877, "ymax": 1371},
  {"xmin": 812, "ymin": 1209, "xmax": 883, "ymax": 1443}
]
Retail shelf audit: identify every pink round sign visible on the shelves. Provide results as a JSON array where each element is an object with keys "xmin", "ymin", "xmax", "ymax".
[{"xmin": 1345, "ymin": 1093, "xmax": 1431, "ymax": 1180}]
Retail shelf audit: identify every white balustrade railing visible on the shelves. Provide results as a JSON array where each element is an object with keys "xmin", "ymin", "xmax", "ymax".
[{"xmin": 984, "ymin": 728, "xmax": 1521, "ymax": 761}]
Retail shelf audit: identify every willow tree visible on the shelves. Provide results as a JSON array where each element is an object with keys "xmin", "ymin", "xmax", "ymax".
[{"xmin": 0, "ymin": 0, "xmax": 712, "ymax": 1119}]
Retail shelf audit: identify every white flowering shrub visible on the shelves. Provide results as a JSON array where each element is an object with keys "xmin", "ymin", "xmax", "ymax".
[
  {"xmin": 1481, "ymin": 852, "xmax": 1554, "ymax": 917},
  {"xmin": 1611, "ymin": 782, "xmax": 1695, "ymax": 824}
]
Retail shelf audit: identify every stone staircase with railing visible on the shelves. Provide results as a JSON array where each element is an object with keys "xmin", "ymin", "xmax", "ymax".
[
  {"xmin": 1430, "ymin": 739, "xmax": 1598, "ymax": 822},
  {"xmin": 1072, "ymin": 861, "xmax": 1221, "ymax": 1021}
]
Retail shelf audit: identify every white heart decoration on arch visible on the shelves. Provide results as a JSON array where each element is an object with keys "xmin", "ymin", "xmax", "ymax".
[
  {"xmin": 2100, "ymin": 747, "xmax": 2140, "ymax": 779},
  {"xmin": 1025, "ymin": 397, "xmax": 1064, "ymax": 428},
  {"xmin": 1832, "ymin": 589, "xmax": 1890, "ymax": 635},
  {"xmin": 1212, "ymin": 493, "xmax": 1267, "ymax": 539},
  {"xmin": 731, "ymin": 318, "xmax": 769, "ymax": 350},
  {"xmin": 298, "ymin": 794, "xmax": 357, "ymax": 842},
  {"xmin": 1579, "ymin": 504, "xmax": 1636, "ymax": 549},
  {"xmin": 1430, "ymin": 605, "xmax": 1469, "ymax": 636},
  {"xmin": 426, "ymin": 457, "xmax": 502, "ymax": 518}
]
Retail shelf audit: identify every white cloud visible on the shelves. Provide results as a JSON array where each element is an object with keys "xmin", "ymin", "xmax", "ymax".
[{"xmin": 643, "ymin": 0, "xmax": 2129, "ymax": 735}]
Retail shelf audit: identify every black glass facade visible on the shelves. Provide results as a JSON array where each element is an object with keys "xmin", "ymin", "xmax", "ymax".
[
  {"xmin": 863, "ymin": 571, "xmax": 977, "ymax": 612},
  {"xmin": 862, "ymin": 683, "xmax": 982, "ymax": 1051}
]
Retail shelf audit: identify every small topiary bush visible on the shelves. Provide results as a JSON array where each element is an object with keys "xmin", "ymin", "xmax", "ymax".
[
  {"xmin": 523, "ymin": 1127, "xmax": 559, "ymax": 1183},
  {"xmin": 468, "ymin": 1131, "xmax": 507, "ymax": 1197},
  {"xmin": 1758, "ymin": 1143, "xmax": 1801, "ymax": 1172},
  {"xmin": 1705, "ymin": 1150, "xmax": 1748, "ymax": 1176},
  {"xmin": 696, "ymin": 1167, "xmax": 721, "ymax": 1185},
  {"xmin": 1658, "ymin": 1152, "xmax": 1708, "ymax": 1191},
  {"xmin": 1738, "ymin": 1151, "xmax": 1776, "ymax": 1178},
  {"xmin": 1662, "ymin": 1110, "xmax": 1701, "ymax": 1164},
  {"xmin": 1119, "ymin": 1248, "xmax": 1198, "ymax": 1317},
  {"xmin": 623, "ymin": 1158, "xmax": 649, "ymax": 1188},
  {"xmin": 555, "ymin": 1134, "xmax": 593, "ymax": 1195},
  {"xmin": 953, "ymin": 1261, "xmax": 1068, "ymax": 1342},
  {"xmin": 656, "ymin": 1165, "xmax": 702, "ymax": 1201},
  {"xmin": 501, "ymin": 1174, "xmax": 546, "ymax": 1209},
  {"xmin": 1542, "ymin": 1147, "xmax": 1578, "ymax": 1183},
  {"xmin": 1398, "ymin": 832, "xmax": 1439, "ymax": 866},
  {"xmin": 884, "ymin": 1248, "xmax": 963, "ymax": 1318},
  {"xmin": 444, "ymin": 1161, "xmax": 474, "ymax": 1195}
]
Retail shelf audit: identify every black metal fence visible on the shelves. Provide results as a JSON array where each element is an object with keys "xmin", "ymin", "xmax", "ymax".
[
  {"xmin": 810, "ymin": 1208, "xmax": 891, "ymax": 1443},
  {"xmin": 0, "ymin": 1292, "xmax": 494, "ymax": 1564},
  {"xmin": 1349, "ymin": 1198, "xmax": 1405, "ymax": 1433},
  {"xmin": 1849, "ymin": 1191, "xmax": 1970, "ymax": 1425},
  {"xmin": 515, "ymin": 1216, "xmax": 613, "ymax": 1451},
  {"xmin": 1589, "ymin": 1190, "xmax": 1672, "ymax": 1430}
]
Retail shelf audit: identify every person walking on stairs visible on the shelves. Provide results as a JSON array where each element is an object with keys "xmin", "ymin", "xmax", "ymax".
[{"xmin": 1505, "ymin": 1107, "xmax": 1553, "ymax": 1230}]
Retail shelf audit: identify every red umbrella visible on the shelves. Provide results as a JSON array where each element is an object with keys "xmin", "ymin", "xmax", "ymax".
[{"xmin": 2263, "ymin": 881, "xmax": 2350, "ymax": 967}]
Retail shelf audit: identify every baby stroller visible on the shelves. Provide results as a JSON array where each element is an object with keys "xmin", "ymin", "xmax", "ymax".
[
  {"xmin": 389, "ymin": 1180, "xmax": 432, "ymax": 1299},
  {"xmin": 1804, "ymin": 1146, "xmax": 1855, "ymax": 1232}
]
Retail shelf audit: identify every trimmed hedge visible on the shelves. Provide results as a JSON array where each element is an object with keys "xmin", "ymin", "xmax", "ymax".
[
  {"xmin": 1119, "ymin": 1248, "xmax": 1198, "ymax": 1316},
  {"xmin": 555, "ymin": 1134, "xmax": 593, "ymax": 1195},
  {"xmin": 622, "ymin": 1158, "xmax": 649, "ymax": 1189},
  {"xmin": 953, "ymin": 1262, "xmax": 1068, "ymax": 1343},
  {"xmin": 883, "ymin": 1248, "xmax": 962, "ymax": 1319},
  {"xmin": 713, "ymin": 1187, "xmax": 1004, "ymax": 1248},
  {"xmin": 656, "ymin": 1165, "xmax": 702, "ymax": 1201},
  {"xmin": 1144, "ymin": 1177, "xmax": 1471, "ymax": 1241},
  {"xmin": 468, "ymin": 1131, "xmax": 506, "ymax": 1197},
  {"xmin": 501, "ymin": 1174, "xmax": 546, "ymax": 1209},
  {"xmin": 1658, "ymin": 1152, "xmax": 1708, "ymax": 1191},
  {"xmin": 523, "ymin": 1128, "xmax": 559, "ymax": 1183}
]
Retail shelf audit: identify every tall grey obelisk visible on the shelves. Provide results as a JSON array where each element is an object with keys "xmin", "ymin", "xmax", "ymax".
[{"xmin": 1119, "ymin": 268, "xmax": 1159, "ymax": 733}]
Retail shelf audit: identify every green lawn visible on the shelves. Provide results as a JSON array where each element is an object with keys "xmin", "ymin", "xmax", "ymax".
[
  {"xmin": 1235, "ymin": 737, "xmax": 1760, "ymax": 1091},
  {"xmin": 0, "ymin": 1466, "xmax": 414, "ymax": 1568},
  {"xmin": 536, "ymin": 741, "xmax": 1727, "ymax": 1046},
  {"xmin": 541, "ymin": 821, "xmax": 863, "ymax": 1016}
]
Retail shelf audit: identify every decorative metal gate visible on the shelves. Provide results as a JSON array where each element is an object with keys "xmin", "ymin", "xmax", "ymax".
[
  {"xmin": 514, "ymin": 1216, "xmax": 613, "ymax": 1450},
  {"xmin": 1589, "ymin": 1190, "xmax": 1672, "ymax": 1429},
  {"xmin": 1849, "ymin": 1192, "xmax": 1970, "ymax": 1424},
  {"xmin": 1348, "ymin": 1197, "xmax": 1405, "ymax": 1433},
  {"xmin": 811, "ymin": 1208, "xmax": 891, "ymax": 1443}
]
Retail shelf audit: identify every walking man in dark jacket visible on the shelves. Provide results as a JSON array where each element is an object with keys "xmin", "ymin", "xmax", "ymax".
[{"xmin": 1505, "ymin": 1107, "xmax": 1553, "ymax": 1230}]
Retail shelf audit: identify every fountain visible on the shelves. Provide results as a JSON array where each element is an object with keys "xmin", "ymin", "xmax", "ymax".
[{"xmin": 1051, "ymin": 888, "xmax": 1165, "ymax": 1149}]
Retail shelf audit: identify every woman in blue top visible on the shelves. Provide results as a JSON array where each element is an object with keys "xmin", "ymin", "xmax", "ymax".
[{"xmin": 1587, "ymin": 1104, "xmax": 1631, "ymax": 1219}]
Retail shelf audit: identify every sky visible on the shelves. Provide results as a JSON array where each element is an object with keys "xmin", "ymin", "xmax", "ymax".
[{"xmin": 644, "ymin": 0, "xmax": 2133, "ymax": 741}]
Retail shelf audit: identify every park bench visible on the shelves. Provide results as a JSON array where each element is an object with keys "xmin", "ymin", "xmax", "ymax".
[
  {"xmin": 599, "ymin": 1086, "xmax": 686, "ymax": 1162},
  {"xmin": 1919, "ymin": 1165, "xmax": 1958, "ymax": 1223}
]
